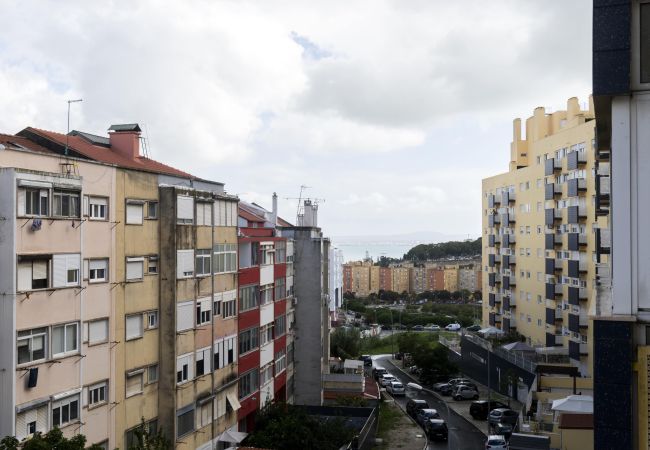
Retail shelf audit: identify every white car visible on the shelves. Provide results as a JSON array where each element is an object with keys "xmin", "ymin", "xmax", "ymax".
[
  {"xmin": 424, "ymin": 324, "xmax": 441, "ymax": 331},
  {"xmin": 387, "ymin": 381, "xmax": 405, "ymax": 396},
  {"xmin": 485, "ymin": 434, "xmax": 508, "ymax": 449},
  {"xmin": 445, "ymin": 323, "xmax": 461, "ymax": 331},
  {"xmin": 380, "ymin": 374, "xmax": 396, "ymax": 387}
]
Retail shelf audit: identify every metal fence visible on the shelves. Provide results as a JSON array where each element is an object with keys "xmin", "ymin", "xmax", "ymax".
[{"xmin": 463, "ymin": 333, "xmax": 537, "ymax": 373}]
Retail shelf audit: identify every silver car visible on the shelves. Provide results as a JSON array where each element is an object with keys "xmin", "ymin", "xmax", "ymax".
[
  {"xmin": 387, "ymin": 381, "xmax": 405, "ymax": 396},
  {"xmin": 453, "ymin": 385, "xmax": 479, "ymax": 400}
]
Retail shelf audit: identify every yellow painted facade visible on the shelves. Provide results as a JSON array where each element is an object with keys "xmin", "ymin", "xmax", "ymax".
[
  {"xmin": 482, "ymin": 97, "xmax": 606, "ymax": 378},
  {"xmin": 443, "ymin": 266, "xmax": 459, "ymax": 292}
]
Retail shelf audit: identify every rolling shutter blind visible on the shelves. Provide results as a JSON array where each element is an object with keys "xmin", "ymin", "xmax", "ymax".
[
  {"xmin": 219, "ymin": 201, "xmax": 227, "ymax": 226},
  {"xmin": 82, "ymin": 196, "xmax": 89, "ymax": 216},
  {"xmin": 52, "ymin": 255, "xmax": 67, "ymax": 287},
  {"xmin": 126, "ymin": 372, "xmax": 142, "ymax": 396},
  {"xmin": 176, "ymin": 250, "xmax": 194, "ymax": 278},
  {"xmin": 17, "ymin": 263, "xmax": 32, "ymax": 291},
  {"xmin": 17, "ymin": 189, "xmax": 26, "ymax": 216},
  {"xmin": 200, "ymin": 298, "xmax": 211, "ymax": 312},
  {"xmin": 89, "ymin": 259, "xmax": 106, "ymax": 270},
  {"xmin": 126, "ymin": 315, "xmax": 142, "ymax": 339},
  {"xmin": 229, "ymin": 202, "xmax": 238, "ymax": 226},
  {"xmin": 177, "ymin": 196, "xmax": 194, "ymax": 221},
  {"xmin": 36, "ymin": 405, "xmax": 47, "ymax": 434},
  {"xmin": 126, "ymin": 204, "xmax": 143, "ymax": 224},
  {"xmin": 126, "ymin": 258, "xmax": 144, "ymax": 280},
  {"xmin": 89, "ymin": 320, "xmax": 108, "ymax": 343},
  {"xmin": 177, "ymin": 301, "xmax": 194, "ymax": 331},
  {"xmin": 223, "ymin": 289, "xmax": 236, "ymax": 302}
]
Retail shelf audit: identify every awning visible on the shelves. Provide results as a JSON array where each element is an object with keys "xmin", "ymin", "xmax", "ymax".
[
  {"xmin": 551, "ymin": 395, "xmax": 593, "ymax": 413},
  {"xmin": 226, "ymin": 391, "xmax": 241, "ymax": 412},
  {"xmin": 218, "ymin": 428, "xmax": 248, "ymax": 443}
]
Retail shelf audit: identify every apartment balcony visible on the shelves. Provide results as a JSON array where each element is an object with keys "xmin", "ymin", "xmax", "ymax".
[
  {"xmin": 545, "ymin": 208, "xmax": 562, "ymax": 226},
  {"xmin": 545, "ymin": 233, "xmax": 562, "ymax": 250},
  {"xmin": 503, "ymin": 233, "xmax": 516, "ymax": 246},
  {"xmin": 494, "ymin": 313, "xmax": 502, "ymax": 323},
  {"xmin": 568, "ymin": 286, "xmax": 588, "ymax": 305},
  {"xmin": 546, "ymin": 332, "xmax": 564, "ymax": 347},
  {"xmin": 569, "ymin": 340, "xmax": 589, "ymax": 361},
  {"xmin": 503, "ymin": 295, "xmax": 516, "ymax": 309},
  {"xmin": 488, "ymin": 234, "xmax": 495, "ymax": 247},
  {"xmin": 567, "ymin": 178, "xmax": 587, "ymax": 197},
  {"xmin": 545, "ymin": 258, "xmax": 562, "ymax": 275},
  {"xmin": 488, "ymin": 214, "xmax": 495, "ymax": 228},
  {"xmin": 545, "ymin": 157, "xmax": 562, "ymax": 176},
  {"xmin": 488, "ymin": 194, "xmax": 496, "ymax": 208},
  {"xmin": 488, "ymin": 273, "xmax": 495, "ymax": 287},
  {"xmin": 596, "ymin": 228, "xmax": 611, "ymax": 256},
  {"xmin": 503, "ymin": 317, "xmax": 514, "ymax": 333},
  {"xmin": 567, "ymin": 310, "xmax": 588, "ymax": 333},
  {"xmin": 489, "ymin": 292, "xmax": 496, "ymax": 307},
  {"xmin": 567, "ymin": 205, "xmax": 587, "ymax": 224},
  {"xmin": 567, "ymin": 150, "xmax": 587, "ymax": 170},
  {"xmin": 567, "ymin": 259, "xmax": 588, "ymax": 278},
  {"xmin": 596, "ymin": 262, "xmax": 612, "ymax": 288},
  {"xmin": 502, "ymin": 275, "xmax": 511, "ymax": 290},
  {"xmin": 489, "ymin": 312, "xmax": 496, "ymax": 326},
  {"xmin": 501, "ymin": 212, "xmax": 514, "ymax": 224},
  {"xmin": 502, "ymin": 191, "xmax": 516, "ymax": 204},
  {"xmin": 494, "ymin": 234, "xmax": 502, "ymax": 244},
  {"xmin": 488, "ymin": 254, "xmax": 496, "ymax": 267},
  {"xmin": 595, "ymin": 172, "xmax": 610, "ymax": 216},
  {"xmin": 546, "ymin": 282, "xmax": 563, "ymax": 300},
  {"xmin": 493, "ymin": 194, "xmax": 501, "ymax": 206},
  {"xmin": 545, "ymin": 183, "xmax": 562, "ymax": 200},
  {"xmin": 546, "ymin": 307, "xmax": 556, "ymax": 325},
  {"xmin": 507, "ymin": 254, "xmax": 516, "ymax": 265},
  {"xmin": 567, "ymin": 232, "xmax": 588, "ymax": 251}
]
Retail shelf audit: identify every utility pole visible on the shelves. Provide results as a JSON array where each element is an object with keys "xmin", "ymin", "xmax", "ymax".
[{"xmin": 487, "ymin": 346, "xmax": 491, "ymax": 436}]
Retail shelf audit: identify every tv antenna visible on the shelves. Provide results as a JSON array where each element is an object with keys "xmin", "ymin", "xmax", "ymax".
[
  {"xmin": 65, "ymin": 99, "xmax": 83, "ymax": 156},
  {"xmin": 285, "ymin": 185, "xmax": 325, "ymax": 224}
]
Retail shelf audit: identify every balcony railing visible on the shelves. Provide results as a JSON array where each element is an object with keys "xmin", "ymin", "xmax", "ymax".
[
  {"xmin": 545, "ymin": 183, "xmax": 562, "ymax": 200},
  {"xmin": 567, "ymin": 150, "xmax": 587, "ymax": 170},
  {"xmin": 567, "ymin": 233, "xmax": 587, "ymax": 251},
  {"xmin": 567, "ymin": 205, "xmax": 587, "ymax": 224},
  {"xmin": 567, "ymin": 178, "xmax": 587, "ymax": 197},
  {"xmin": 545, "ymin": 157, "xmax": 562, "ymax": 176}
]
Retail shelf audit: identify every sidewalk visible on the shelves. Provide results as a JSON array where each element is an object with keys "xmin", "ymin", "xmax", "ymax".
[
  {"xmin": 389, "ymin": 358, "xmax": 524, "ymax": 436},
  {"xmin": 377, "ymin": 398, "xmax": 427, "ymax": 450}
]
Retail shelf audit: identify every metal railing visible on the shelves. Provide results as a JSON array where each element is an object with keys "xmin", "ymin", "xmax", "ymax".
[{"xmin": 462, "ymin": 333, "xmax": 537, "ymax": 373}]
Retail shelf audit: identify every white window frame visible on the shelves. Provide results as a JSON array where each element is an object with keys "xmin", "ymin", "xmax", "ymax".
[
  {"xmin": 88, "ymin": 381, "xmax": 108, "ymax": 407},
  {"xmin": 176, "ymin": 353, "xmax": 194, "ymax": 385},
  {"xmin": 86, "ymin": 196, "xmax": 108, "ymax": 221},
  {"xmin": 195, "ymin": 249, "xmax": 211, "ymax": 277},
  {"xmin": 52, "ymin": 394, "xmax": 80, "ymax": 428},
  {"xmin": 146, "ymin": 201, "xmax": 158, "ymax": 220},
  {"xmin": 196, "ymin": 298, "xmax": 211, "ymax": 326},
  {"xmin": 147, "ymin": 256, "xmax": 158, "ymax": 275},
  {"xmin": 16, "ymin": 327, "xmax": 47, "ymax": 365},
  {"xmin": 126, "ymin": 257, "xmax": 144, "ymax": 281},
  {"xmin": 147, "ymin": 364, "xmax": 159, "ymax": 384},
  {"xmin": 125, "ymin": 370, "xmax": 144, "ymax": 397},
  {"xmin": 52, "ymin": 189, "xmax": 81, "ymax": 218},
  {"xmin": 177, "ymin": 249, "xmax": 195, "ymax": 278},
  {"xmin": 51, "ymin": 322, "xmax": 79, "ymax": 358},
  {"xmin": 213, "ymin": 244, "xmax": 237, "ymax": 273},
  {"xmin": 147, "ymin": 311, "xmax": 158, "ymax": 329},
  {"xmin": 125, "ymin": 201, "xmax": 144, "ymax": 225},
  {"xmin": 87, "ymin": 258, "xmax": 108, "ymax": 283},
  {"xmin": 52, "ymin": 254, "xmax": 81, "ymax": 288},
  {"xmin": 195, "ymin": 347, "xmax": 211, "ymax": 377},
  {"xmin": 84, "ymin": 319, "xmax": 109, "ymax": 345}
]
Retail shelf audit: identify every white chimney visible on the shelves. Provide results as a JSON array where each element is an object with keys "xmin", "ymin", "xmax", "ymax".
[
  {"xmin": 271, "ymin": 192, "xmax": 278, "ymax": 225},
  {"xmin": 303, "ymin": 200, "xmax": 318, "ymax": 227}
]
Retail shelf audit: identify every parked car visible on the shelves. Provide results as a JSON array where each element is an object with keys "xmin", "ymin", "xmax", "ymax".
[
  {"xmin": 445, "ymin": 323, "xmax": 461, "ymax": 331},
  {"xmin": 387, "ymin": 381, "xmax": 405, "ymax": 396},
  {"xmin": 416, "ymin": 408, "xmax": 440, "ymax": 426},
  {"xmin": 448, "ymin": 377, "xmax": 473, "ymax": 387},
  {"xmin": 406, "ymin": 399, "xmax": 430, "ymax": 417},
  {"xmin": 470, "ymin": 400, "xmax": 509, "ymax": 420},
  {"xmin": 435, "ymin": 383, "xmax": 455, "ymax": 396},
  {"xmin": 453, "ymin": 385, "xmax": 480, "ymax": 400},
  {"xmin": 424, "ymin": 419, "xmax": 448, "ymax": 441},
  {"xmin": 412, "ymin": 325, "xmax": 424, "ymax": 331},
  {"xmin": 380, "ymin": 374, "xmax": 396, "ymax": 387},
  {"xmin": 466, "ymin": 324, "xmax": 482, "ymax": 332},
  {"xmin": 361, "ymin": 354, "xmax": 372, "ymax": 366},
  {"xmin": 372, "ymin": 367, "xmax": 388, "ymax": 381},
  {"xmin": 424, "ymin": 324, "xmax": 441, "ymax": 331},
  {"xmin": 485, "ymin": 434, "xmax": 509, "ymax": 449},
  {"xmin": 408, "ymin": 365, "xmax": 420, "ymax": 374},
  {"xmin": 488, "ymin": 408, "xmax": 519, "ymax": 428},
  {"xmin": 493, "ymin": 423, "xmax": 513, "ymax": 439},
  {"xmin": 394, "ymin": 351, "xmax": 403, "ymax": 360}
]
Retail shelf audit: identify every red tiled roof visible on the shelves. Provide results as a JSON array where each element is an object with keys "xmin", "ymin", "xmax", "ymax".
[
  {"xmin": 22, "ymin": 127, "xmax": 195, "ymax": 178},
  {"xmin": 0, "ymin": 133, "xmax": 56, "ymax": 155}
]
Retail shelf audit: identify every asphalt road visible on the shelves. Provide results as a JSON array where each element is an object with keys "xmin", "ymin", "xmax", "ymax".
[{"xmin": 374, "ymin": 355, "xmax": 486, "ymax": 450}]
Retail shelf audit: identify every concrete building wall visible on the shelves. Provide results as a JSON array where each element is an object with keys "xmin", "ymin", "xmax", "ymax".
[
  {"xmin": 391, "ymin": 267, "xmax": 409, "ymax": 294},
  {"xmin": 443, "ymin": 266, "xmax": 459, "ymax": 292}
]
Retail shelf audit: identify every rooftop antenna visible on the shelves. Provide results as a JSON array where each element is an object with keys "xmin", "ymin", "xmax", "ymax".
[
  {"xmin": 65, "ymin": 99, "xmax": 83, "ymax": 156},
  {"xmin": 285, "ymin": 185, "xmax": 326, "ymax": 225}
]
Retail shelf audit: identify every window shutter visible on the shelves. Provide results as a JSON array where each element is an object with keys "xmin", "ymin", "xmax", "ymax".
[
  {"xmin": 89, "ymin": 259, "xmax": 106, "ymax": 270},
  {"xmin": 126, "ymin": 315, "xmax": 142, "ymax": 340},
  {"xmin": 52, "ymin": 254, "xmax": 67, "ymax": 287},
  {"xmin": 126, "ymin": 204, "xmax": 143, "ymax": 224},
  {"xmin": 83, "ymin": 196, "xmax": 89, "ymax": 216},
  {"xmin": 230, "ymin": 202, "xmax": 238, "ymax": 227},
  {"xmin": 177, "ymin": 196, "xmax": 194, "ymax": 221},
  {"xmin": 177, "ymin": 301, "xmax": 194, "ymax": 331},
  {"xmin": 17, "ymin": 263, "xmax": 32, "ymax": 291},
  {"xmin": 67, "ymin": 254, "xmax": 80, "ymax": 274},
  {"xmin": 17, "ymin": 189, "xmax": 26, "ymax": 216},
  {"xmin": 200, "ymin": 298, "xmax": 211, "ymax": 312},
  {"xmin": 176, "ymin": 250, "xmax": 194, "ymax": 278},
  {"xmin": 89, "ymin": 320, "xmax": 108, "ymax": 343},
  {"xmin": 219, "ymin": 201, "xmax": 227, "ymax": 226},
  {"xmin": 126, "ymin": 258, "xmax": 144, "ymax": 280},
  {"xmin": 126, "ymin": 373, "xmax": 142, "ymax": 396}
]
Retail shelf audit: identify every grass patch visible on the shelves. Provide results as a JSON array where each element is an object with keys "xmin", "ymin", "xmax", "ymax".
[
  {"xmin": 361, "ymin": 331, "xmax": 458, "ymax": 355},
  {"xmin": 376, "ymin": 400, "xmax": 403, "ymax": 448}
]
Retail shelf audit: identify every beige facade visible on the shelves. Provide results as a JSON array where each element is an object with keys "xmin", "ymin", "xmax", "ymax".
[
  {"xmin": 482, "ymin": 97, "xmax": 604, "ymax": 378},
  {"xmin": 409, "ymin": 266, "xmax": 427, "ymax": 294},
  {"xmin": 351, "ymin": 263, "xmax": 371, "ymax": 297},
  {"xmin": 443, "ymin": 266, "xmax": 459, "ymax": 292},
  {"xmin": 369, "ymin": 266, "xmax": 380, "ymax": 294},
  {"xmin": 391, "ymin": 267, "xmax": 409, "ymax": 294}
]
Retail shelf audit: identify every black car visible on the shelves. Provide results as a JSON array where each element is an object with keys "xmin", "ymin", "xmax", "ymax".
[
  {"xmin": 406, "ymin": 399, "xmax": 430, "ymax": 417},
  {"xmin": 470, "ymin": 400, "xmax": 509, "ymax": 420},
  {"xmin": 436, "ymin": 383, "xmax": 454, "ymax": 396},
  {"xmin": 466, "ymin": 324, "xmax": 482, "ymax": 332},
  {"xmin": 424, "ymin": 419, "xmax": 448, "ymax": 441},
  {"xmin": 415, "ymin": 408, "xmax": 440, "ymax": 426},
  {"xmin": 372, "ymin": 367, "xmax": 388, "ymax": 380},
  {"xmin": 361, "ymin": 355, "xmax": 372, "ymax": 366}
]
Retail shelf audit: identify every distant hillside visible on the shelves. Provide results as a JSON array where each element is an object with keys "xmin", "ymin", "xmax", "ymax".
[{"xmin": 404, "ymin": 237, "xmax": 481, "ymax": 261}]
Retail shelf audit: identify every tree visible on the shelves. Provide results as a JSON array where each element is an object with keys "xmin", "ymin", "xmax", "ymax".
[
  {"xmin": 0, "ymin": 428, "xmax": 99, "ymax": 450},
  {"xmin": 412, "ymin": 344, "xmax": 458, "ymax": 386},
  {"xmin": 330, "ymin": 328, "xmax": 361, "ymax": 360}
]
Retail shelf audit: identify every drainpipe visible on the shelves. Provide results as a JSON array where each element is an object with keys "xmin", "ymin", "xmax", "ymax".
[{"xmin": 210, "ymin": 197, "xmax": 215, "ymax": 448}]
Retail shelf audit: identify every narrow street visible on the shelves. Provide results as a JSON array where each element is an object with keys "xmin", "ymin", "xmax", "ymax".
[{"xmin": 374, "ymin": 355, "xmax": 486, "ymax": 450}]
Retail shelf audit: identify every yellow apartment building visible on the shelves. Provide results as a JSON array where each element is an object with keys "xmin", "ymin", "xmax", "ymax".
[
  {"xmin": 369, "ymin": 266, "xmax": 380, "ymax": 294},
  {"xmin": 391, "ymin": 267, "xmax": 409, "ymax": 294},
  {"xmin": 482, "ymin": 97, "xmax": 605, "ymax": 380},
  {"xmin": 443, "ymin": 266, "xmax": 459, "ymax": 292},
  {"xmin": 351, "ymin": 263, "xmax": 371, "ymax": 297}
]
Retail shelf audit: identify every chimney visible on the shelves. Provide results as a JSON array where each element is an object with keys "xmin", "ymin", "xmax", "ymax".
[
  {"xmin": 271, "ymin": 192, "xmax": 278, "ymax": 226},
  {"xmin": 108, "ymin": 124, "xmax": 142, "ymax": 159}
]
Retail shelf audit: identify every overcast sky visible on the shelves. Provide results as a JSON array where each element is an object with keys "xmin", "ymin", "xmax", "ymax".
[{"xmin": 0, "ymin": 0, "xmax": 592, "ymax": 238}]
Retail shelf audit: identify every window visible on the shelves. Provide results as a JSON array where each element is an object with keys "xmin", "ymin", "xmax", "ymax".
[
  {"xmin": 147, "ymin": 311, "xmax": 158, "ymax": 329},
  {"xmin": 88, "ymin": 381, "xmax": 107, "ymax": 407},
  {"xmin": 17, "ymin": 328, "xmax": 47, "ymax": 364},
  {"xmin": 126, "ymin": 371, "xmax": 143, "ymax": 397},
  {"xmin": 223, "ymin": 299, "xmax": 236, "ymax": 318},
  {"xmin": 147, "ymin": 365, "xmax": 159, "ymax": 384},
  {"xmin": 195, "ymin": 347, "xmax": 211, "ymax": 377},
  {"xmin": 176, "ymin": 406, "xmax": 195, "ymax": 438},
  {"xmin": 197, "ymin": 398, "xmax": 213, "ymax": 429},
  {"xmin": 22, "ymin": 187, "xmax": 49, "ymax": 216},
  {"xmin": 260, "ymin": 284, "xmax": 273, "ymax": 305},
  {"xmin": 537, "ymin": 319, "xmax": 542, "ymax": 327},
  {"xmin": 126, "ymin": 201, "xmax": 144, "ymax": 225},
  {"xmin": 17, "ymin": 256, "xmax": 49, "ymax": 290},
  {"xmin": 274, "ymin": 278, "xmax": 285, "ymax": 301},
  {"xmin": 213, "ymin": 298, "xmax": 221, "ymax": 316},
  {"xmin": 260, "ymin": 363, "xmax": 274, "ymax": 386},
  {"xmin": 274, "ymin": 315, "xmax": 286, "ymax": 338},
  {"xmin": 126, "ymin": 257, "xmax": 144, "ymax": 281},
  {"xmin": 52, "ymin": 394, "xmax": 80, "ymax": 428},
  {"xmin": 251, "ymin": 242, "xmax": 259, "ymax": 266},
  {"xmin": 260, "ymin": 324, "xmax": 274, "ymax": 346},
  {"xmin": 261, "ymin": 244, "xmax": 274, "ymax": 265},
  {"xmin": 146, "ymin": 201, "xmax": 158, "ymax": 219},
  {"xmin": 196, "ymin": 202, "xmax": 212, "ymax": 226},
  {"xmin": 88, "ymin": 259, "xmax": 108, "ymax": 283},
  {"xmin": 177, "ymin": 250, "xmax": 194, "ymax": 278},
  {"xmin": 126, "ymin": 314, "xmax": 143, "ymax": 340},
  {"xmin": 147, "ymin": 256, "xmax": 158, "ymax": 274},
  {"xmin": 196, "ymin": 298, "xmax": 211, "ymax": 326},
  {"xmin": 275, "ymin": 241, "xmax": 286, "ymax": 263},
  {"xmin": 275, "ymin": 349, "xmax": 286, "ymax": 374},
  {"xmin": 125, "ymin": 420, "xmax": 158, "ymax": 449},
  {"xmin": 176, "ymin": 353, "xmax": 193, "ymax": 384},
  {"xmin": 52, "ymin": 322, "xmax": 79, "ymax": 357},
  {"xmin": 87, "ymin": 196, "xmax": 108, "ymax": 220},
  {"xmin": 85, "ymin": 319, "xmax": 108, "ymax": 345},
  {"xmin": 53, "ymin": 190, "xmax": 80, "ymax": 218},
  {"xmin": 239, "ymin": 285, "xmax": 259, "ymax": 311},
  {"xmin": 52, "ymin": 254, "xmax": 81, "ymax": 288},
  {"xmin": 15, "ymin": 405, "xmax": 47, "ymax": 440},
  {"xmin": 177, "ymin": 301, "xmax": 194, "ymax": 332},
  {"xmin": 214, "ymin": 200, "xmax": 238, "ymax": 227},
  {"xmin": 239, "ymin": 327, "xmax": 259, "ymax": 355},
  {"xmin": 177, "ymin": 195, "xmax": 194, "ymax": 224},
  {"xmin": 239, "ymin": 370, "xmax": 259, "ymax": 399},
  {"xmin": 213, "ymin": 244, "xmax": 237, "ymax": 273},
  {"xmin": 195, "ymin": 249, "xmax": 211, "ymax": 276}
]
